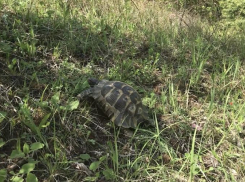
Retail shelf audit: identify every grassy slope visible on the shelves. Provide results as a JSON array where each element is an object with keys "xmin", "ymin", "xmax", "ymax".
[{"xmin": 0, "ymin": 0, "xmax": 245, "ymax": 181}]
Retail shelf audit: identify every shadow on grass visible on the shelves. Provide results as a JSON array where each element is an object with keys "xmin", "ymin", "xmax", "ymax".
[{"xmin": 1, "ymin": 3, "xmax": 245, "ymax": 181}]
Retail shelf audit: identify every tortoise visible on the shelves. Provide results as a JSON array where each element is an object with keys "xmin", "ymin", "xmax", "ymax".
[{"xmin": 77, "ymin": 78, "xmax": 154, "ymax": 128}]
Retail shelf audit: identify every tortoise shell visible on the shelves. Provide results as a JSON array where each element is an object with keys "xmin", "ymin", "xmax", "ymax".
[{"xmin": 77, "ymin": 78, "xmax": 154, "ymax": 128}]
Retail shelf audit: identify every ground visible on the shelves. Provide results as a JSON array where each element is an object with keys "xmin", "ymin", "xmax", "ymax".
[{"xmin": 0, "ymin": 0, "xmax": 245, "ymax": 181}]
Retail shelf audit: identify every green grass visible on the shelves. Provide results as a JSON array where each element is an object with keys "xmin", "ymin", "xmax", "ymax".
[{"xmin": 0, "ymin": 0, "xmax": 245, "ymax": 181}]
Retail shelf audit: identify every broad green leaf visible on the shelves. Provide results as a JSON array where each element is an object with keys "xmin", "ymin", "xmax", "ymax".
[
  {"xmin": 0, "ymin": 169, "xmax": 7, "ymax": 182},
  {"xmin": 0, "ymin": 111, "xmax": 6, "ymax": 123},
  {"xmin": 0, "ymin": 138, "xmax": 5, "ymax": 148},
  {"xmin": 51, "ymin": 92, "xmax": 60, "ymax": 105},
  {"xmin": 88, "ymin": 139, "xmax": 96, "ymax": 145},
  {"xmin": 83, "ymin": 176, "xmax": 98, "ymax": 182},
  {"xmin": 99, "ymin": 155, "xmax": 106, "ymax": 162},
  {"xmin": 59, "ymin": 106, "xmax": 66, "ymax": 110},
  {"xmin": 66, "ymin": 100, "xmax": 79, "ymax": 111},
  {"xmin": 19, "ymin": 162, "xmax": 35, "ymax": 174},
  {"xmin": 11, "ymin": 176, "xmax": 24, "ymax": 182},
  {"xmin": 103, "ymin": 169, "xmax": 116, "ymax": 180},
  {"xmin": 80, "ymin": 154, "xmax": 90, "ymax": 160},
  {"xmin": 26, "ymin": 172, "xmax": 38, "ymax": 182},
  {"xmin": 39, "ymin": 101, "xmax": 48, "ymax": 108},
  {"xmin": 10, "ymin": 150, "xmax": 25, "ymax": 159},
  {"xmin": 23, "ymin": 143, "xmax": 30, "ymax": 154},
  {"xmin": 89, "ymin": 161, "xmax": 100, "ymax": 171},
  {"xmin": 30, "ymin": 142, "xmax": 44, "ymax": 151},
  {"xmin": 39, "ymin": 113, "xmax": 51, "ymax": 128},
  {"xmin": 19, "ymin": 104, "xmax": 38, "ymax": 135},
  {"xmin": 40, "ymin": 121, "xmax": 50, "ymax": 128}
]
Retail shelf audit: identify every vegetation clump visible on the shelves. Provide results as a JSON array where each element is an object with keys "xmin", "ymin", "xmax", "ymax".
[{"xmin": 0, "ymin": 0, "xmax": 245, "ymax": 181}]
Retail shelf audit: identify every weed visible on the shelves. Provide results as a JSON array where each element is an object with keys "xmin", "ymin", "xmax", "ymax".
[{"xmin": 1, "ymin": 0, "xmax": 245, "ymax": 181}]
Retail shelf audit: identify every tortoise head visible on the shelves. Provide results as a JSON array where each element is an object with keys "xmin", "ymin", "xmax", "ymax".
[{"xmin": 88, "ymin": 78, "xmax": 100, "ymax": 87}]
